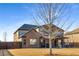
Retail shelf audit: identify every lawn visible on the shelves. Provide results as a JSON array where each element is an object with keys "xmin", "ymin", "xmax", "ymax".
[{"xmin": 8, "ymin": 48, "xmax": 79, "ymax": 56}]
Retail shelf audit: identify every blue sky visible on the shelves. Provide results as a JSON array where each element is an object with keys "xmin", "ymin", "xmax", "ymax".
[{"xmin": 0, "ymin": 3, "xmax": 79, "ymax": 41}]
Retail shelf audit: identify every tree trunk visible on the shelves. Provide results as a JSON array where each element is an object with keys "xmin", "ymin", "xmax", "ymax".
[
  {"xmin": 49, "ymin": 34, "xmax": 52, "ymax": 55},
  {"xmin": 48, "ymin": 24, "xmax": 52, "ymax": 55}
]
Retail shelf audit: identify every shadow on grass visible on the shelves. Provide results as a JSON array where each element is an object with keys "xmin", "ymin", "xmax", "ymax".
[
  {"xmin": 44, "ymin": 54, "xmax": 76, "ymax": 56},
  {"xmin": 45, "ymin": 54, "xmax": 79, "ymax": 56},
  {"xmin": 44, "ymin": 54, "xmax": 62, "ymax": 56},
  {"xmin": 7, "ymin": 50, "xmax": 14, "ymax": 56}
]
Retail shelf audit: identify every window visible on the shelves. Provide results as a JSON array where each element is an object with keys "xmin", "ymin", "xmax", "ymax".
[
  {"xmin": 30, "ymin": 39, "xmax": 37, "ymax": 45},
  {"xmin": 23, "ymin": 39, "xmax": 26, "ymax": 45},
  {"xmin": 19, "ymin": 31, "xmax": 28, "ymax": 37}
]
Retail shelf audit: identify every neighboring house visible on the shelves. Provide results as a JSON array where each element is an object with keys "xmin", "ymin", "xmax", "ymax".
[
  {"xmin": 65, "ymin": 28, "xmax": 79, "ymax": 47},
  {"xmin": 14, "ymin": 24, "xmax": 64, "ymax": 48}
]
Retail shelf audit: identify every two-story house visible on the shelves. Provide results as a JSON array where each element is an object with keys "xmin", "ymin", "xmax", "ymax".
[{"xmin": 14, "ymin": 24, "xmax": 64, "ymax": 48}]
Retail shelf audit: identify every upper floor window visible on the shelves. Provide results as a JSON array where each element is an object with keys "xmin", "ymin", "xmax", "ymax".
[{"xmin": 19, "ymin": 31, "xmax": 28, "ymax": 37}]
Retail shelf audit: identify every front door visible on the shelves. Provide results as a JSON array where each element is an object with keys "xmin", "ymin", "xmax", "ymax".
[
  {"xmin": 22, "ymin": 39, "xmax": 27, "ymax": 48},
  {"xmin": 40, "ymin": 38, "xmax": 45, "ymax": 48}
]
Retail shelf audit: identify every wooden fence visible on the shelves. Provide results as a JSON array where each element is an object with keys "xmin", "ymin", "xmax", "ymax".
[{"xmin": 0, "ymin": 42, "xmax": 22, "ymax": 49}]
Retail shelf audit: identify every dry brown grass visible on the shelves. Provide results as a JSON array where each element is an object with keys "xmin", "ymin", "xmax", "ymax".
[{"xmin": 8, "ymin": 48, "xmax": 79, "ymax": 56}]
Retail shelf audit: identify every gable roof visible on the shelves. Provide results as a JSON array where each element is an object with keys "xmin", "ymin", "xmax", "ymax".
[
  {"xmin": 65, "ymin": 28, "xmax": 79, "ymax": 35},
  {"xmin": 14, "ymin": 24, "xmax": 38, "ymax": 34},
  {"xmin": 14, "ymin": 24, "xmax": 64, "ymax": 34}
]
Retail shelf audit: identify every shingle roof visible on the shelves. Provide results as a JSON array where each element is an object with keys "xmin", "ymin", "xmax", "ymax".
[
  {"xmin": 18, "ymin": 24, "xmax": 38, "ymax": 30},
  {"xmin": 14, "ymin": 24, "xmax": 38, "ymax": 34},
  {"xmin": 14, "ymin": 24, "xmax": 64, "ymax": 34},
  {"xmin": 65, "ymin": 28, "xmax": 79, "ymax": 35},
  {"xmin": 20, "ymin": 24, "xmax": 64, "ymax": 37}
]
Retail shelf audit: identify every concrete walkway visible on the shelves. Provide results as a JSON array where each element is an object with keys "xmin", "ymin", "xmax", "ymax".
[{"xmin": 0, "ymin": 49, "xmax": 12, "ymax": 56}]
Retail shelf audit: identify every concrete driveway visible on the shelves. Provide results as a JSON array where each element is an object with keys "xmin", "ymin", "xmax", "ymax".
[{"xmin": 0, "ymin": 49, "xmax": 12, "ymax": 56}]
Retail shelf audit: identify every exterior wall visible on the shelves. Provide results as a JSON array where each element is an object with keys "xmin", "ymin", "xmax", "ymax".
[
  {"xmin": 14, "ymin": 30, "xmax": 28, "ymax": 42},
  {"xmin": 14, "ymin": 31, "xmax": 19, "ymax": 42}
]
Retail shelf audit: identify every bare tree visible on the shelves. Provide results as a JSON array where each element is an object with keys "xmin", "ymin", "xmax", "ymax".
[{"xmin": 32, "ymin": 3, "xmax": 72, "ymax": 55}]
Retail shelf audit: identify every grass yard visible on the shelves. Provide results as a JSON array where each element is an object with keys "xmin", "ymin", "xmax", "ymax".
[{"xmin": 8, "ymin": 48, "xmax": 79, "ymax": 56}]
